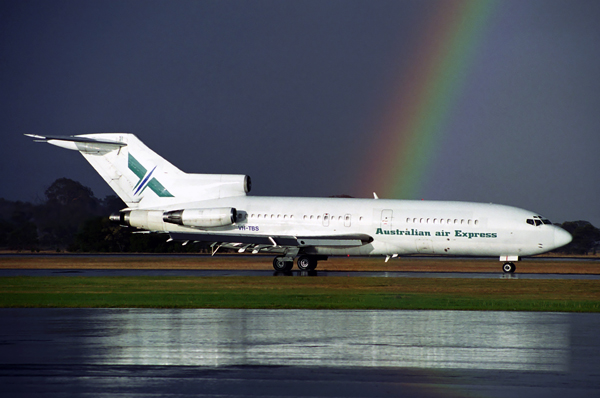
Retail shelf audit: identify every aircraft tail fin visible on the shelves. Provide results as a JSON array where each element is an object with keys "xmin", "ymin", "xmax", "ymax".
[{"xmin": 26, "ymin": 133, "xmax": 250, "ymax": 208}]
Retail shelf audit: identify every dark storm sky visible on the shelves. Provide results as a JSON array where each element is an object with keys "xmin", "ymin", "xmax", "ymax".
[{"xmin": 1, "ymin": 0, "xmax": 599, "ymax": 226}]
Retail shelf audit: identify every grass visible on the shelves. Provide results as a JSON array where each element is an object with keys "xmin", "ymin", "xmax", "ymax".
[{"xmin": 1, "ymin": 276, "xmax": 599, "ymax": 312}]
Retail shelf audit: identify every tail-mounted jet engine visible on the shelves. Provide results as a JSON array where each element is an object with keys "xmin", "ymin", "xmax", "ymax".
[
  {"xmin": 163, "ymin": 208, "xmax": 237, "ymax": 228},
  {"xmin": 110, "ymin": 207, "xmax": 237, "ymax": 230}
]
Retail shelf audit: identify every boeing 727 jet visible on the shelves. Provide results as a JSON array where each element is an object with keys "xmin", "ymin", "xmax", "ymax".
[{"xmin": 27, "ymin": 133, "xmax": 572, "ymax": 272}]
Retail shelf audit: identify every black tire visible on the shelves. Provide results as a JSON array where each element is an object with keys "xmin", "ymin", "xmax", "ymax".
[
  {"xmin": 502, "ymin": 262, "xmax": 516, "ymax": 273},
  {"xmin": 273, "ymin": 257, "xmax": 293, "ymax": 271},
  {"xmin": 297, "ymin": 255, "xmax": 317, "ymax": 271}
]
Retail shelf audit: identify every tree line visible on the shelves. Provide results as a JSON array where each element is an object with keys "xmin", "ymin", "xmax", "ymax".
[
  {"xmin": 1, "ymin": 178, "xmax": 598, "ymax": 255},
  {"xmin": 0, "ymin": 178, "xmax": 205, "ymax": 253}
]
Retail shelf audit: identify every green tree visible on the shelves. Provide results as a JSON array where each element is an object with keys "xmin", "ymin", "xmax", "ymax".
[
  {"xmin": 0, "ymin": 201, "xmax": 39, "ymax": 251},
  {"xmin": 36, "ymin": 178, "xmax": 102, "ymax": 249},
  {"xmin": 70, "ymin": 216, "xmax": 130, "ymax": 252},
  {"xmin": 556, "ymin": 221, "xmax": 600, "ymax": 255}
]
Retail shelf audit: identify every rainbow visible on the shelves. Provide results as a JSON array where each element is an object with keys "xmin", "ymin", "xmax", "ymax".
[{"xmin": 360, "ymin": 0, "xmax": 498, "ymax": 199}]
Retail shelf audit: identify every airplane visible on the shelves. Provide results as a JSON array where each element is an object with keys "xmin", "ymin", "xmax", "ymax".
[{"xmin": 26, "ymin": 133, "xmax": 572, "ymax": 273}]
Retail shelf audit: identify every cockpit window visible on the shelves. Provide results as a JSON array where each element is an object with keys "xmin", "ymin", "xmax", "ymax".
[{"xmin": 527, "ymin": 216, "xmax": 553, "ymax": 226}]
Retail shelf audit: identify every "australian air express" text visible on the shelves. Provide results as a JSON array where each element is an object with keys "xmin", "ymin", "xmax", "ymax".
[{"xmin": 375, "ymin": 228, "xmax": 498, "ymax": 239}]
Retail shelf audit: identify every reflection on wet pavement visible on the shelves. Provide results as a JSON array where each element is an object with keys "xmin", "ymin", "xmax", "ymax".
[
  {"xmin": 1, "ymin": 309, "xmax": 569, "ymax": 370},
  {"xmin": 1, "ymin": 309, "xmax": 599, "ymax": 397},
  {"xmin": 78, "ymin": 309, "xmax": 568, "ymax": 371}
]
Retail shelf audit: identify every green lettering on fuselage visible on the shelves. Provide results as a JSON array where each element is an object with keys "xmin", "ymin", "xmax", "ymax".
[{"xmin": 376, "ymin": 228, "xmax": 497, "ymax": 238}]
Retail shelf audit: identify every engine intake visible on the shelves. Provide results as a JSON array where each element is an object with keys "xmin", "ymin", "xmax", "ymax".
[{"xmin": 163, "ymin": 207, "xmax": 237, "ymax": 228}]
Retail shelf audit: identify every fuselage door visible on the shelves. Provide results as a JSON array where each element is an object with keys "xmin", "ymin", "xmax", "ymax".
[
  {"xmin": 323, "ymin": 213, "xmax": 330, "ymax": 227},
  {"xmin": 381, "ymin": 209, "xmax": 393, "ymax": 229},
  {"xmin": 344, "ymin": 214, "xmax": 351, "ymax": 227}
]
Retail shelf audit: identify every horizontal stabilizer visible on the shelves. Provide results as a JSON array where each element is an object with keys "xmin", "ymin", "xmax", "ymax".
[{"xmin": 25, "ymin": 134, "xmax": 127, "ymax": 147}]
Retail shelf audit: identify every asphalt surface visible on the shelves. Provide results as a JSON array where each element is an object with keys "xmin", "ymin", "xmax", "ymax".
[
  {"xmin": 1, "ymin": 309, "xmax": 599, "ymax": 397},
  {"xmin": 2, "ymin": 268, "xmax": 600, "ymax": 279}
]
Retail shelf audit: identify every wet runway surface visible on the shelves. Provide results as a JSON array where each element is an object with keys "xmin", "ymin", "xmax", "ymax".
[
  {"xmin": 1, "ymin": 309, "xmax": 599, "ymax": 397},
  {"xmin": 2, "ymin": 268, "xmax": 600, "ymax": 279}
]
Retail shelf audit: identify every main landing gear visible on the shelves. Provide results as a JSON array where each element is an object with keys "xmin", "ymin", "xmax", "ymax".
[
  {"xmin": 502, "ymin": 262, "xmax": 516, "ymax": 273},
  {"xmin": 296, "ymin": 255, "xmax": 318, "ymax": 271},
  {"xmin": 273, "ymin": 257, "xmax": 294, "ymax": 272},
  {"xmin": 273, "ymin": 255, "xmax": 324, "ymax": 271}
]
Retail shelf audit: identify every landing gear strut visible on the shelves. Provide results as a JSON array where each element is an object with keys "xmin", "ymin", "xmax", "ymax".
[{"xmin": 502, "ymin": 262, "xmax": 516, "ymax": 273}]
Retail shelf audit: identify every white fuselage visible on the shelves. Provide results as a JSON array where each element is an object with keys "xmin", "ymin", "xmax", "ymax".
[{"xmin": 137, "ymin": 196, "xmax": 569, "ymax": 258}]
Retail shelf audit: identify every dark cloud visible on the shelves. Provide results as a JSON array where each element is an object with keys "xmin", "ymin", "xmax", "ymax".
[{"xmin": 1, "ymin": 0, "xmax": 598, "ymax": 225}]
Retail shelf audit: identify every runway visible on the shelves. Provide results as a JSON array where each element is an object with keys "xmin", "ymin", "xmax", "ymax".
[
  {"xmin": 2, "ymin": 268, "xmax": 600, "ymax": 279},
  {"xmin": 2, "ymin": 256, "xmax": 599, "ymax": 396},
  {"xmin": 1, "ymin": 308, "xmax": 599, "ymax": 397}
]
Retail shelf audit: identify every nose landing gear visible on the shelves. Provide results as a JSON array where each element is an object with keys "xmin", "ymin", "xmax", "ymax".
[{"xmin": 502, "ymin": 262, "xmax": 516, "ymax": 273}]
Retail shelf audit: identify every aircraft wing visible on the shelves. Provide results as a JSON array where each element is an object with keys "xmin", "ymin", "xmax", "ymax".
[{"xmin": 169, "ymin": 232, "xmax": 373, "ymax": 247}]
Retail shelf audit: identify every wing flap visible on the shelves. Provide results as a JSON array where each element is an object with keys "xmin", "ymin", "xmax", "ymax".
[{"xmin": 169, "ymin": 232, "xmax": 373, "ymax": 247}]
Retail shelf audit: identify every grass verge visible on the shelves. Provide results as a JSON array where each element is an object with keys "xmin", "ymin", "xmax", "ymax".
[{"xmin": 1, "ymin": 276, "xmax": 599, "ymax": 312}]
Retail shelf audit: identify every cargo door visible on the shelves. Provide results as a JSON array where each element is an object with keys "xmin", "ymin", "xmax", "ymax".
[
  {"xmin": 416, "ymin": 239, "xmax": 435, "ymax": 254},
  {"xmin": 380, "ymin": 209, "xmax": 393, "ymax": 229}
]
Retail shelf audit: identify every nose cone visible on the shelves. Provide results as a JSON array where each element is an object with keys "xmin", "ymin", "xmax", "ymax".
[{"xmin": 553, "ymin": 227, "xmax": 573, "ymax": 249}]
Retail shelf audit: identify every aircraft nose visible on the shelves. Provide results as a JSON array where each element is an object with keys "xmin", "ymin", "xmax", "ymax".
[{"xmin": 553, "ymin": 227, "xmax": 573, "ymax": 249}]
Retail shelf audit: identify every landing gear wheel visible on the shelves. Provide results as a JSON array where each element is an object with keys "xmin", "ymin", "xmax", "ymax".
[
  {"xmin": 273, "ymin": 257, "xmax": 293, "ymax": 272},
  {"xmin": 502, "ymin": 262, "xmax": 516, "ymax": 273},
  {"xmin": 297, "ymin": 255, "xmax": 317, "ymax": 271}
]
